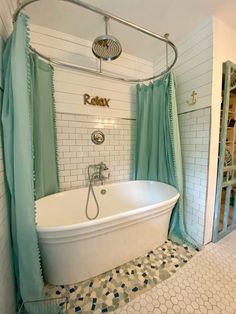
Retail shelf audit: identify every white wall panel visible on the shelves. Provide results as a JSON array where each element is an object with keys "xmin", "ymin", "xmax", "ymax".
[
  {"xmin": 154, "ymin": 18, "xmax": 213, "ymax": 115},
  {"xmin": 0, "ymin": 1, "xmax": 16, "ymax": 313},
  {"xmin": 29, "ymin": 24, "xmax": 153, "ymax": 119}
]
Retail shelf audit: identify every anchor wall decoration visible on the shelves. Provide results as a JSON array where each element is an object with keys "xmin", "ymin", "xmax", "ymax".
[{"xmin": 187, "ymin": 90, "xmax": 197, "ymax": 105}]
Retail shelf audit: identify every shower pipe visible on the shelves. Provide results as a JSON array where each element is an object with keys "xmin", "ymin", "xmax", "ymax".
[{"xmin": 13, "ymin": 0, "xmax": 178, "ymax": 83}]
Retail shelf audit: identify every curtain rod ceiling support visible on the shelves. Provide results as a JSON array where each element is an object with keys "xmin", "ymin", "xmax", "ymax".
[{"xmin": 13, "ymin": 0, "xmax": 178, "ymax": 83}]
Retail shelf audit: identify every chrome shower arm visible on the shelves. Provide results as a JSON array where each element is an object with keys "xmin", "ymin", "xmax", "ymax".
[{"xmin": 104, "ymin": 16, "xmax": 109, "ymax": 36}]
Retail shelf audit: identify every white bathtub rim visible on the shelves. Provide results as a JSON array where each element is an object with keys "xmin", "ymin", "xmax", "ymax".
[
  {"xmin": 36, "ymin": 190, "xmax": 179, "ymax": 232},
  {"xmin": 38, "ymin": 205, "xmax": 175, "ymax": 245},
  {"xmin": 36, "ymin": 180, "xmax": 179, "ymax": 232},
  {"xmin": 36, "ymin": 180, "xmax": 174, "ymax": 203},
  {"xmin": 37, "ymin": 192, "xmax": 179, "ymax": 234},
  {"xmin": 37, "ymin": 197, "xmax": 179, "ymax": 244}
]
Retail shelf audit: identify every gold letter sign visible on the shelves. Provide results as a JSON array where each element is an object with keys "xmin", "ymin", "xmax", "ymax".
[{"xmin": 83, "ymin": 93, "xmax": 110, "ymax": 107}]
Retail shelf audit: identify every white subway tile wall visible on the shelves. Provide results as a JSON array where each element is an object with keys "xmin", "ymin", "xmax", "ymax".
[
  {"xmin": 56, "ymin": 108, "xmax": 210, "ymax": 246},
  {"xmin": 179, "ymin": 107, "xmax": 210, "ymax": 244},
  {"xmin": 56, "ymin": 113, "xmax": 135, "ymax": 190}
]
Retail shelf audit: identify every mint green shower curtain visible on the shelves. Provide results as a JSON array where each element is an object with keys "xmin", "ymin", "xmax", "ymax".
[
  {"xmin": 29, "ymin": 53, "xmax": 59, "ymax": 200},
  {"xmin": 1, "ymin": 14, "xmax": 59, "ymax": 311},
  {"xmin": 135, "ymin": 73, "xmax": 197, "ymax": 248},
  {"xmin": 0, "ymin": 36, "xmax": 3, "ymax": 92},
  {"xmin": 1, "ymin": 14, "xmax": 44, "ymax": 307}
]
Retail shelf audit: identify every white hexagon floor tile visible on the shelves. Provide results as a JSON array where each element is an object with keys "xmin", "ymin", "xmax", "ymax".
[{"xmin": 113, "ymin": 230, "xmax": 236, "ymax": 314}]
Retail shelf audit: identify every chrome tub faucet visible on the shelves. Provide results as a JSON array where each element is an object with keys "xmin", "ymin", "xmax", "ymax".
[{"xmin": 88, "ymin": 162, "xmax": 110, "ymax": 184}]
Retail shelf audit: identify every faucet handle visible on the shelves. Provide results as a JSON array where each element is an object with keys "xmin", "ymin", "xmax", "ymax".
[
  {"xmin": 100, "ymin": 162, "xmax": 108, "ymax": 171},
  {"xmin": 100, "ymin": 163, "xmax": 110, "ymax": 182}
]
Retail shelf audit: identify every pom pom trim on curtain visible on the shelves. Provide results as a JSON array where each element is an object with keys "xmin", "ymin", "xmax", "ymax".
[
  {"xmin": 1, "ymin": 14, "xmax": 59, "ymax": 312},
  {"xmin": 134, "ymin": 72, "xmax": 199, "ymax": 249}
]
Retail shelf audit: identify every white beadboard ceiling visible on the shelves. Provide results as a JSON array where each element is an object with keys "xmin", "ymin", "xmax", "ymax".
[{"xmin": 20, "ymin": 0, "xmax": 236, "ymax": 61}]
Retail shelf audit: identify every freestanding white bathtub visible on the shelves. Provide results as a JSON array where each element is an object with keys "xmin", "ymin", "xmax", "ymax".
[{"xmin": 36, "ymin": 180, "xmax": 179, "ymax": 285}]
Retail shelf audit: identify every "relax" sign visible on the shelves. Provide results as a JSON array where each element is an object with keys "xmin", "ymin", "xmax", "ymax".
[{"xmin": 83, "ymin": 93, "xmax": 110, "ymax": 107}]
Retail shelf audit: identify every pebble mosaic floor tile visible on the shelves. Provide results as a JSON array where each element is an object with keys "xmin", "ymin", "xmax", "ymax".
[
  {"xmin": 44, "ymin": 240, "xmax": 196, "ymax": 313},
  {"xmin": 114, "ymin": 229, "xmax": 236, "ymax": 314}
]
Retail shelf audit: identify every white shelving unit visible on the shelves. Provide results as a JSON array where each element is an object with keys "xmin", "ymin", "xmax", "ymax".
[{"xmin": 220, "ymin": 94, "xmax": 236, "ymax": 165}]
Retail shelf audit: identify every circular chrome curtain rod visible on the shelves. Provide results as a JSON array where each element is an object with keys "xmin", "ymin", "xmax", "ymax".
[{"xmin": 13, "ymin": 0, "xmax": 178, "ymax": 83}]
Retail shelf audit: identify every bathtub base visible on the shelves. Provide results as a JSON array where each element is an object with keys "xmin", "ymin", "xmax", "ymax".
[{"xmin": 39, "ymin": 208, "xmax": 173, "ymax": 285}]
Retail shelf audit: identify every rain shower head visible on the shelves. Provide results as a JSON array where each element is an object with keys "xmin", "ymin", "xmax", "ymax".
[
  {"xmin": 92, "ymin": 17, "xmax": 122, "ymax": 61},
  {"xmin": 92, "ymin": 34, "xmax": 122, "ymax": 61}
]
